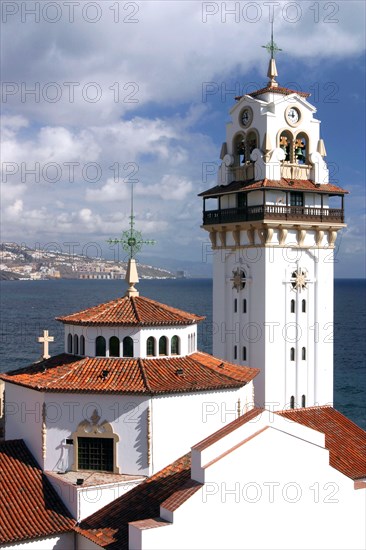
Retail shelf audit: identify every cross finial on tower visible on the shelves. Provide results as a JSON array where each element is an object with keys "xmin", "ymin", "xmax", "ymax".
[
  {"xmin": 107, "ymin": 183, "xmax": 155, "ymax": 297},
  {"xmin": 262, "ymin": 19, "xmax": 282, "ymax": 87},
  {"xmin": 38, "ymin": 330, "xmax": 54, "ymax": 360}
]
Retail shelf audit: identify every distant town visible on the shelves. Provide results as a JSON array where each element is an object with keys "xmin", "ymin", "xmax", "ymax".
[{"xmin": 0, "ymin": 242, "xmax": 177, "ymax": 281}]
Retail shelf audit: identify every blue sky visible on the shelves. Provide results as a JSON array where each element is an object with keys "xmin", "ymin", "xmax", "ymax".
[{"xmin": 1, "ymin": 1, "xmax": 365, "ymax": 277}]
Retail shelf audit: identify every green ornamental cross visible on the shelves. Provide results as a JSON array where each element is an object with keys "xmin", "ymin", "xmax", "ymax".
[
  {"xmin": 262, "ymin": 20, "xmax": 282, "ymax": 59},
  {"xmin": 107, "ymin": 183, "xmax": 155, "ymax": 259}
]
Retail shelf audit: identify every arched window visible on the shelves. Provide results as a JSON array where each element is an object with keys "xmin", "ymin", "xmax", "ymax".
[
  {"xmin": 234, "ymin": 298, "xmax": 237, "ymax": 313},
  {"xmin": 74, "ymin": 334, "xmax": 79, "ymax": 355},
  {"xmin": 67, "ymin": 333, "xmax": 73, "ymax": 354},
  {"xmin": 80, "ymin": 335, "xmax": 85, "ymax": 355},
  {"xmin": 146, "ymin": 336, "xmax": 156, "ymax": 356},
  {"xmin": 295, "ymin": 132, "xmax": 308, "ymax": 165},
  {"xmin": 243, "ymin": 299, "xmax": 247, "ymax": 314},
  {"xmin": 291, "ymin": 299, "xmax": 295, "ymax": 313},
  {"xmin": 109, "ymin": 336, "xmax": 120, "ymax": 358},
  {"xmin": 279, "ymin": 130, "xmax": 293, "ymax": 162},
  {"xmin": 123, "ymin": 336, "xmax": 134, "ymax": 358},
  {"xmin": 171, "ymin": 335, "xmax": 180, "ymax": 355},
  {"xmin": 95, "ymin": 336, "xmax": 106, "ymax": 357},
  {"xmin": 290, "ymin": 347, "xmax": 295, "ymax": 361},
  {"xmin": 302, "ymin": 347, "xmax": 306, "ymax": 360},
  {"xmin": 234, "ymin": 345, "xmax": 237, "ymax": 360},
  {"xmin": 159, "ymin": 336, "xmax": 167, "ymax": 356},
  {"xmin": 246, "ymin": 130, "xmax": 258, "ymax": 159},
  {"xmin": 242, "ymin": 346, "xmax": 247, "ymax": 361},
  {"xmin": 290, "ymin": 396, "xmax": 295, "ymax": 409},
  {"xmin": 302, "ymin": 299, "xmax": 306, "ymax": 313},
  {"xmin": 301, "ymin": 395, "xmax": 306, "ymax": 408},
  {"xmin": 233, "ymin": 133, "xmax": 246, "ymax": 165}
]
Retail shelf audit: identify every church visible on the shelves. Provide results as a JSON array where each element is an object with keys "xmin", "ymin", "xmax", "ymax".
[{"xmin": 0, "ymin": 34, "xmax": 365, "ymax": 550}]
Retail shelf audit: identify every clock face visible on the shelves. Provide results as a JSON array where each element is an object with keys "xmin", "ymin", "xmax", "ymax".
[
  {"xmin": 240, "ymin": 107, "xmax": 252, "ymax": 128},
  {"xmin": 286, "ymin": 107, "xmax": 301, "ymax": 126}
]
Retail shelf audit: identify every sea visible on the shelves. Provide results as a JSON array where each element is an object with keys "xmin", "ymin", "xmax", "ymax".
[{"xmin": 0, "ymin": 278, "xmax": 365, "ymax": 429}]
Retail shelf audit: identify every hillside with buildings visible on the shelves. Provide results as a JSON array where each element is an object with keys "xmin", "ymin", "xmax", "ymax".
[{"xmin": 0, "ymin": 243, "xmax": 174, "ymax": 281}]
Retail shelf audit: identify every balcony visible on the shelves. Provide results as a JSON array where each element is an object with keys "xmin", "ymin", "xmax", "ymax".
[{"xmin": 203, "ymin": 205, "xmax": 345, "ymax": 225}]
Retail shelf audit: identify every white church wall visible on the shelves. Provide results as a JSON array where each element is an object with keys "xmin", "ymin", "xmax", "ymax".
[
  {"xmin": 131, "ymin": 427, "xmax": 366, "ymax": 550},
  {"xmin": 0, "ymin": 533, "xmax": 74, "ymax": 550},
  {"xmin": 4, "ymin": 383, "xmax": 45, "ymax": 468},
  {"xmin": 151, "ymin": 384, "xmax": 253, "ymax": 473},
  {"xmin": 43, "ymin": 392, "xmax": 149, "ymax": 475}
]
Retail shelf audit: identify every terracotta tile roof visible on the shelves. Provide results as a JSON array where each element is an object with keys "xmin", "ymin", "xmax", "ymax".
[
  {"xmin": 199, "ymin": 178, "xmax": 348, "ymax": 198},
  {"xmin": 235, "ymin": 85, "xmax": 310, "ymax": 100},
  {"xmin": 277, "ymin": 406, "xmax": 366, "ymax": 481},
  {"xmin": 76, "ymin": 453, "xmax": 192, "ymax": 550},
  {"xmin": 56, "ymin": 295, "xmax": 204, "ymax": 327},
  {"xmin": 0, "ymin": 352, "xmax": 259, "ymax": 395},
  {"xmin": 0, "ymin": 440, "xmax": 75, "ymax": 544}
]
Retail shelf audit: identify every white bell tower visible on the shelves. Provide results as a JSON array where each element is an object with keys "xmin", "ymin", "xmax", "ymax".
[{"xmin": 200, "ymin": 32, "xmax": 348, "ymax": 410}]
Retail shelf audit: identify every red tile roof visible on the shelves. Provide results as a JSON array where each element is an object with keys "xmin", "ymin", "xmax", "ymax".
[
  {"xmin": 277, "ymin": 406, "xmax": 366, "ymax": 481},
  {"xmin": 56, "ymin": 295, "xmax": 204, "ymax": 327},
  {"xmin": 0, "ymin": 352, "xmax": 259, "ymax": 395},
  {"xmin": 199, "ymin": 178, "xmax": 348, "ymax": 198},
  {"xmin": 0, "ymin": 440, "xmax": 75, "ymax": 544},
  {"xmin": 76, "ymin": 454, "xmax": 192, "ymax": 550},
  {"xmin": 235, "ymin": 85, "xmax": 310, "ymax": 100}
]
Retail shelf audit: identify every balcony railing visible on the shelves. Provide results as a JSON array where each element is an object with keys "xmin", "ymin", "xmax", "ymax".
[{"xmin": 203, "ymin": 205, "xmax": 344, "ymax": 225}]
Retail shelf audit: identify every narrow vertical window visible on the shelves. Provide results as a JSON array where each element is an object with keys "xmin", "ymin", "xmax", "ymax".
[
  {"xmin": 146, "ymin": 336, "xmax": 155, "ymax": 356},
  {"xmin": 67, "ymin": 333, "xmax": 73, "ymax": 354},
  {"xmin": 74, "ymin": 334, "xmax": 79, "ymax": 355},
  {"xmin": 171, "ymin": 335, "xmax": 179, "ymax": 355},
  {"xmin": 109, "ymin": 336, "xmax": 120, "ymax": 357},
  {"xmin": 242, "ymin": 346, "xmax": 247, "ymax": 361},
  {"xmin": 243, "ymin": 299, "xmax": 247, "ymax": 314},
  {"xmin": 123, "ymin": 336, "xmax": 134, "ymax": 358},
  {"xmin": 80, "ymin": 335, "xmax": 85, "ymax": 355},
  {"xmin": 291, "ymin": 299, "xmax": 295, "ymax": 313},
  {"xmin": 234, "ymin": 299, "xmax": 237, "ymax": 313},
  {"xmin": 301, "ymin": 395, "xmax": 306, "ymax": 408},
  {"xmin": 290, "ymin": 347, "xmax": 295, "ymax": 361},
  {"xmin": 234, "ymin": 345, "xmax": 237, "ymax": 360},
  {"xmin": 290, "ymin": 396, "xmax": 295, "ymax": 409},
  {"xmin": 159, "ymin": 336, "xmax": 167, "ymax": 355},
  {"xmin": 302, "ymin": 347, "xmax": 306, "ymax": 360},
  {"xmin": 302, "ymin": 299, "xmax": 306, "ymax": 313},
  {"xmin": 95, "ymin": 336, "xmax": 106, "ymax": 357}
]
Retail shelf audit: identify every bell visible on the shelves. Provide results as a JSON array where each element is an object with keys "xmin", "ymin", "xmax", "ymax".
[{"xmin": 296, "ymin": 147, "xmax": 305, "ymax": 162}]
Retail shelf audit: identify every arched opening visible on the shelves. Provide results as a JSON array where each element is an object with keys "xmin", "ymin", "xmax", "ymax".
[
  {"xmin": 290, "ymin": 396, "xmax": 295, "ymax": 409},
  {"xmin": 243, "ymin": 299, "xmax": 247, "ymax": 314},
  {"xmin": 295, "ymin": 132, "xmax": 308, "ymax": 164},
  {"xmin": 279, "ymin": 130, "xmax": 293, "ymax": 162},
  {"xmin": 109, "ymin": 336, "xmax": 120, "ymax": 358},
  {"xmin": 233, "ymin": 133, "xmax": 246, "ymax": 165},
  {"xmin": 242, "ymin": 346, "xmax": 247, "ymax": 361},
  {"xmin": 301, "ymin": 395, "xmax": 306, "ymax": 408},
  {"xmin": 123, "ymin": 336, "xmax": 134, "ymax": 358},
  {"xmin": 302, "ymin": 299, "xmax": 306, "ymax": 313},
  {"xmin": 234, "ymin": 298, "xmax": 237, "ymax": 313},
  {"xmin": 234, "ymin": 345, "xmax": 237, "ymax": 360},
  {"xmin": 80, "ymin": 335, "xmax": 85, "ymax": 355},
  {"xmin": 171, "ymin": 335, "xmax": 180, "ymax": 355},
  {"xmin": 159, "ymin": 336, "xmax": 167, "ymax": 356},
  {"xmin": 95, "ymin": 336, "xmax": 106, "ymax": 357},
  {"xmin": 73, "ymin": 334, "xmax": 79, "ymax": 355},
  {"xmin": 290, "ymin": 347, "xmax": 295, "ymax": 361},
  {"xmin": 67, "ymin": 333, "xmax": 73, "ymax": 354},
  {"xmin": 146, "ymin": 336, "xmax": 156, "ymax": 356},
  {"xmin": 302, "ymin": 347, "xmax": 306, "ymax": 360},
  {"xmin": 246, "ymin": 130, "xmax": 258, "ymax": 159},
  {"xmin": 291, "ymin": 299, "xmax": 295, "ymax": 313}
]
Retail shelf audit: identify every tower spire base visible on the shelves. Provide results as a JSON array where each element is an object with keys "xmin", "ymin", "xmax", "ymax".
[{"xmin": 125, "ymin": 258, "xmax": 139, "ymax": 297}]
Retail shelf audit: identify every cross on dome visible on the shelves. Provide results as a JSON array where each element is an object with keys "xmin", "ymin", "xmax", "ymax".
[
  {"xmin": 108, "ymin": 183, "xmax": 155, "ymax": 297},
  {"xmin": 38, "ymin": 329, "xmax": 54, "ymax": 360}
]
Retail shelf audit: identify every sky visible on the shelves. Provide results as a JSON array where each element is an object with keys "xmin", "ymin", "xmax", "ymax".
[{"xmin": 1, "ymin": 0, "xmax": 365, "ymax": 277}]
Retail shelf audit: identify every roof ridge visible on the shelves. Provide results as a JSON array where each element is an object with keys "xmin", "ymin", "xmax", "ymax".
[
  {"xmin": 130, "ymin": 296, "xmax": 141, "ymax": 323},
  {"xmin": 138, "ymin": 358, "xmax": 152, "ymax": 393}
]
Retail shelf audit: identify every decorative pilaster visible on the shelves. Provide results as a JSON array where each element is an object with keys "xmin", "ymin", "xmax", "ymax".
[
  {"xmin": 147, "ymin": 406, "xmax": 151, "ymax": 467},
  {"xmin": 42, "ymin": 402, "xmax": 47, "ymax": 460}
]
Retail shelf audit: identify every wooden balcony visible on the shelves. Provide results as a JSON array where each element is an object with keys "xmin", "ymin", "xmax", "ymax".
[{"xmin": 203, "ymin": 205, "xmax": 344, "ymax": 225}]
